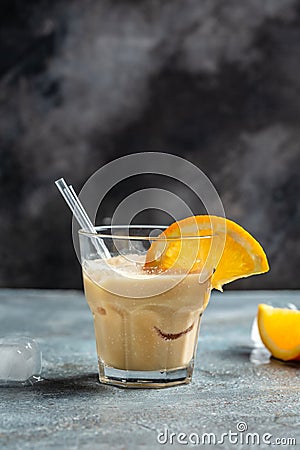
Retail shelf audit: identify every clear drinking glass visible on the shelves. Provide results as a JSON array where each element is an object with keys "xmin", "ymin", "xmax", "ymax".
[{"xmin": 79, "ymin": 226, "xmax": 213, "ymax": 388}]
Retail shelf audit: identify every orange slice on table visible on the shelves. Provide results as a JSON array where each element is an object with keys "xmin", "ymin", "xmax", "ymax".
[
  {"xmin": 144, "ymin": 215, "xmax": 269, "ymax": 291},
  {"xmin": 257, "ymin": 304, "xmax": 300, "ymax": 361}
]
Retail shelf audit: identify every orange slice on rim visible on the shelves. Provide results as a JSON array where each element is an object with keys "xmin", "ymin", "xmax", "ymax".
[
  {"xmin": 144, "ymin": 215, "xmax": 269, "ymax": 290},
  {"xmin": 257, "ymin": 304, "xmax": 300, "ymax": 361}
]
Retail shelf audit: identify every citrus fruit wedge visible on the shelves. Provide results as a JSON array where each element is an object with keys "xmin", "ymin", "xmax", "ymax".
[
  {"xmin": 257, "ymin": 304, "xmax": 300, "ymax": 361},
  {"xmin": 144, "ymin": 215, "xmax": 269, "ymax": 290}
]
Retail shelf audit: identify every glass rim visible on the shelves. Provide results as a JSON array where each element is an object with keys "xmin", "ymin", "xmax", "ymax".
[{"xmin": 78, "ymin": 225, "xmax": 215, "ymax": 241}]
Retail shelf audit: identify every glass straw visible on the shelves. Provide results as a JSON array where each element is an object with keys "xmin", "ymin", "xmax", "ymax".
[{"xmin": 55, "ymin": 178, "xmax": 110, "ymax": 259}]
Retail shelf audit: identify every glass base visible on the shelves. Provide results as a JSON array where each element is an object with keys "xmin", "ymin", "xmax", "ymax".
[{"xmin": 98, "ymin": 360, "xmax": 194, "ymax": 388}]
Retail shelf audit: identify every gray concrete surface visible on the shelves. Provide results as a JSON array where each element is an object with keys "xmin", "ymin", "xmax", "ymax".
[{"xmin": 0, "ymin": 289, "xmax": 299, "ymax": 449}]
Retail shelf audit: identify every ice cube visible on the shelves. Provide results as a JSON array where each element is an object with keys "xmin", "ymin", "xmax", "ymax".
[
  {"xmin": 0, "ymin": 336, "xmax": 42, "ymax": 382},
  {"xmin": 250, "ymin": 347, "xmax": 271, "ymax": 365},
  {"xmin": 250, "ymin": 317, "xmax": 264, "ymax": 348}
]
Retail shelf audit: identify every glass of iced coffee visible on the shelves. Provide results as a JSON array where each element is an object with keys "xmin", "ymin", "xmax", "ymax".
[{"xmin": 79, "ymin": 225, "xmax": 213, "ymax": 388}]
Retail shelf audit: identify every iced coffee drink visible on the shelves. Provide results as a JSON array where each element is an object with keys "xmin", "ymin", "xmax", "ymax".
[
  {"xmin": 79, "ymin": 216, "xmax": 269, "ymax": 388},
  {"xmin": 84, "ymin": 255, "xmax": 210, "ymax": 375},
  {"xmin": 79, "ymin": 226, "xmax": 213, "ymax": 388}
]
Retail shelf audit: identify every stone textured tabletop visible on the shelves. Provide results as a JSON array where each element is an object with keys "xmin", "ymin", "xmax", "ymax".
[{"xmin": 0, "ymin": 289, "xmax": 299, "ymax": 449}]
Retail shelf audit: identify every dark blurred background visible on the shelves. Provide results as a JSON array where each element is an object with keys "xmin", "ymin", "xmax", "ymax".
[{"xmin": 1, "ymin": 0, "xmax": 300, "ymax": 290}]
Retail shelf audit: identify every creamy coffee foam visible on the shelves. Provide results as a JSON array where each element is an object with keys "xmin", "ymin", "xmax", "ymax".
[{"xmin": 83, "ymin": 254, "xmax": 211, "ymax": 299}]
